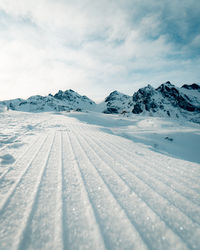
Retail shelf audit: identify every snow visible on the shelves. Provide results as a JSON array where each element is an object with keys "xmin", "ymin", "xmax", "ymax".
[
  {"xmin": 180, "ymin": 87, "xmax": 200, "ymax": 106},
  {"xmin": 0, "ymin": 104, "xmax": 7, "ymax": 113},
  {"xmin": 103, "ymin": 91, "xmax": 133, "ymax": 114},
  {"xmin": 131, "ymin": 82, "xmax": 200, "ymax": 123},
  {"xmin": 1, "ymin": 83, "xmax": 199, "ymax": 125},
  {"xmin": 0, "ymin": 110, "xmax": 200, "ymax": 249},
  {"xmin": 0, "ymin": 90, "xmax": 96, "ymax": 113}
]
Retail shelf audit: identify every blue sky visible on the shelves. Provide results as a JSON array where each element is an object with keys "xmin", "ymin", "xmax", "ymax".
[{"xmin": 0, "ymin": 0, "xmax": 199, "ymax": 102}]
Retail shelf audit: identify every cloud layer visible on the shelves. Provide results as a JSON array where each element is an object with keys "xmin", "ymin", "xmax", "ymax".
[{"xmin": 0, "ymin": 0, "xmax": 199, "ymax": 101}]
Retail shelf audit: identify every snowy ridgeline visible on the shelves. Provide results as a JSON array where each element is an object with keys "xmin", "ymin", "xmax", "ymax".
[
  {"xmin": 102, "ymin": 82, "xmax": 200, "ymax": 123},
  {"xmin": 0, "ymin": 81, "xmax": 200, "ymax": 123},
  {"xmin": 0, "ymin": 89, "xmax": 96, "ymax": 113}
]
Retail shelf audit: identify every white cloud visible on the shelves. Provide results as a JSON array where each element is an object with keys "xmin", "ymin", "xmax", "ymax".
[{"xmin": 0, "ymin": 0, "xmax": 199, "ymax": 102}]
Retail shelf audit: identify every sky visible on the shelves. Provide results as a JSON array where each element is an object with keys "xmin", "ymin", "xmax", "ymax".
[{"xmin": 0, "ymin": 0, "xmax": 200, "ymax": 102}]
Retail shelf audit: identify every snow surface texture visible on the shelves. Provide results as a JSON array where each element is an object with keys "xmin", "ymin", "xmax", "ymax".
[{"xmin": 0, "ymin": 110, "xmax": 200, "ymax": 250}]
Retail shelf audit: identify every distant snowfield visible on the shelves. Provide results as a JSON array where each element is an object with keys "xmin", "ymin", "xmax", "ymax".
[{"xmin": 0, "ymin": 110, "xmax": 200, "ymax": 249}]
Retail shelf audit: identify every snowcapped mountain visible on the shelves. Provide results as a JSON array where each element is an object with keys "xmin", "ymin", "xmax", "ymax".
[
  {"xmin": 0, "ymin": 89, "xmax": 96, "ymax": 112},
  {"xmin": 102, "ymin": 91, "xmax": 133, "ymax": 114},
  {"xmin": 0, "ymin": 81, "xmax": 199, "ymax": 123},
  {"xmin": 100, "ymin": 81, "xmax": 200, "ymax": 123},
  {"xmin": 131, "ymin": 81, "xmax": 200, "ymax": 123}
]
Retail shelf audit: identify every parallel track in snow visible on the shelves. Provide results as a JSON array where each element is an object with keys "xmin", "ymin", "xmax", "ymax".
[{"xmin": 0, "ymin": 118, "xmax": 200, "ymax": 250}]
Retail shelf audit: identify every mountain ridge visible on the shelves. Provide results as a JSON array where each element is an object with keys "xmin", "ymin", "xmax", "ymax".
[{"xmin": 0, "ymin": 81, "xmax": 200, "ymax": 123}]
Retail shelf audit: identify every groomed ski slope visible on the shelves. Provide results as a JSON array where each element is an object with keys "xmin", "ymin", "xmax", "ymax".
[{"xmin": 0, "ymin": 111, "xmax": 200, "ymax": 250}]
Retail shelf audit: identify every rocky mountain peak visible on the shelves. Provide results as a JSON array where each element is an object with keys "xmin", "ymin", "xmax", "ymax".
[
  {"xmin": 103, "ymin": 91, "xmax": 133, "ymax": 114},
  {"xmin": 132, "ymin": 84, "xmax": 156, "ymax": 103},
  {"xmin": 0, "ymin": 89, "xmax": 96, "ymax": 112},
  {"xmin": 131, "ymin": 81, "xmax": 200, "ymax": 122},
  {"xmin": 0, "ymin": 82, "xmax": 199, "ymax": 123},
  {"xmin": 156, "ymin": 81, "xmax": 178, "ymax": 97},
  {"xmin": 105, "ymin": 90, "xmax": 130, "ymax": 102},
  {"xmin": 181, "ymin": 83, "xmax": 200, "ymax": 91},
  {"xmin": 156, "ymin": 82, "xmax": 200, "ymax": 112},
  {"xmin": 54, "ymin": 89, "xmax": 77, "ymax": 101}
]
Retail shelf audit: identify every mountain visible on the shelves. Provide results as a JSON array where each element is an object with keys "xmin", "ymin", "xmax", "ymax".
[
  {"xmin": 0, "ymin": 81, "xmax": 199, "ymax": 123},
  {"xmin": 0, "ymin": 90, "xmax": 96, "ymax": 112},
  {"xmin": 102, "ymin": 91, "xmax": 133, "ymax": 114},
  {"xmin": 101, "ymin": 81, "xmax": 200, "ymax": 123},
  {"xmin": 131, "ymin": 81, "xmax": 200, "ymax": 123}
]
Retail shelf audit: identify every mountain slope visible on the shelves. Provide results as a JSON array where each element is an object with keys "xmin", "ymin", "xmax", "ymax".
[
  {"xmin": 101, "ymin": 90, "xmax": 133, "ymax": 114},
  {"xmin": 0, "ymin": 90, "xmax": 96, "ymax": 112},
  {"xmin": 131, "ymin": 82, "xmax": 200, "ymax": 123},
  {"xmin": 0, "ymin": 82, "xmax": 199, "ymax": 123}
]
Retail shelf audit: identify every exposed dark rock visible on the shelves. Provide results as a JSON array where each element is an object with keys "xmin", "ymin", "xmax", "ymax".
[
  {"xmin": 130, "ymin": 81, "xmax": 200, "ymax": 122},
  {"xmin": 165, "ymin": 136, "xmax": 173, "ymax": 141},
  {"xmin": 105, "ymin": 91, "xmax": 119, "ymax": 102},
  {"xmin": 133, "ymin": 85, "xmax": 155, "ymax": 103},
  {"xmin": 0, "ymin": 82, "xmax": 199, "ymax": 123},
  {"xmin": 54, "ymin": 90, "xmax": 74, "ymax": 101},
  {"xmin": 182, "ymin": 83, "xmax": 200, "ymax": 90},
  {"xmin": 103, "ymin": 107, "xmax": 119, "ymax": 114},
  {"xmin": 9, "ymin": 103, "xmax": 15, "ymax": 110},
  {"xmin": 103, "ymin": 91, "xmax": 133, "ymax": 114},
  {"xmin": 157, "ymin": 82, "xmax": 199, "ymax": 112},
  {"xmin": 132, "ymin": 103, "xmax": 143, "ymax": 114},
  {"xmin": 19, "ymin": 101, "xmax": 27, "ymax": 106},
  {"xmin": 132, "ymin": 85, "xmax": 159, "ymax": 113},
  {"xmin": 0, "ymin": 90, "xmax": 96, "ymax": 112}
]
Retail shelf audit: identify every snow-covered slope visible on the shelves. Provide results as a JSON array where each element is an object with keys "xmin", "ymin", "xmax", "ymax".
[
  {"xmin": 53, "ymin": 89, "xmax": 96, "ymax": 111},
  {"xmin": 131, "ymin": 82, "xmax": 200, "ymax": 123},
  {"xmin": 97, "ymin": 82, "xmax": 200, "ymax": 123},
  {"xmin": 0, "ymin": 90, "xmax": 96, "ymax": 112},
  {"xmin": 1, "ymin": 82, "xmax": 200, "ymax": 123},
  {"xmin": 0, "ymin": 111, "xmax": 200, "ymax": 249},
  {"xmin": 101, "ymin": 90, "xmax": 133, "ymax": 114},
  {"xmin": 0, "ymin": 104, "xmax": 7, "ymax": 112},
  {"xmin": 0, "ymin": 98, "xmax": 26, "ymax": 111}
]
